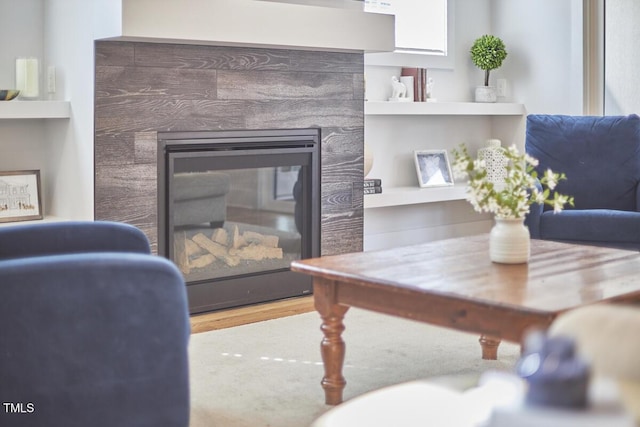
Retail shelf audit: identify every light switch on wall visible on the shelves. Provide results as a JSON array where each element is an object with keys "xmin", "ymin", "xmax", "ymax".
[{"xmin": 47, "ymin": 65, "xmax": 56, "ymax": 94}]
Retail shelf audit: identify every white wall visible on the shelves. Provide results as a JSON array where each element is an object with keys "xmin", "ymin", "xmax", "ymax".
[
  {"xmin": 0, "ymin": 0, "xmax": 43, "ymax": 88},
  {"xmin": 491, "ymin": 0, "xmax": 584, "ymax": 114},
  {"xmin": 0, "ymin": 0, "xmax": 47, "ymax": 207},
  {"xmin": 0, "ymin": 0, "xmax": 120, "ymax": 221},
  {"xmin": 604, "ymin": 0, "xmax": 640, "ymax": 115},
  {"xmin": 43, "ymin": 0, "xmax": 121, "ymax": 220}
]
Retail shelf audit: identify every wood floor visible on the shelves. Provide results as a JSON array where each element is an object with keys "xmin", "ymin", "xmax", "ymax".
[{"xmin": 189, "ymin": 295, "xmax": 315, "ymax": 334}]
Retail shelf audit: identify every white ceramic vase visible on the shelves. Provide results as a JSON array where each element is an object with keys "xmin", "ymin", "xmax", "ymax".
[
  {"xmin": 364, "ymin": 142, "xmax": 374, "ymax": 177},
  {"xmin": 489, "ymin": 217, "xmax": 530, "ymax": 264},
  {"xmin": 475, "ymin": 85, "xmax": 497, "ymax": 103}
]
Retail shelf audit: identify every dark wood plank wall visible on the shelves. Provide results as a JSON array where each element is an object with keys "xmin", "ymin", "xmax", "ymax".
[{"xmin": 94, "ymin": 41, "xmax": 364, "ymax": 256}]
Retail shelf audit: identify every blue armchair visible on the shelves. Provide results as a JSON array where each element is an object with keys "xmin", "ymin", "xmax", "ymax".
[
  {"xmin": 525, "ymin": 114, "xmax": 640, "ymax": 250},
  {"xmin": 0, "ymin": 221, "xmax": 190, "ymax": 427}
]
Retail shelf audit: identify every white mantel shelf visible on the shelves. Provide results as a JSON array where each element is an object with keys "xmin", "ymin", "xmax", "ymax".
[
  {"xmin": 0, "ymin": 101, "xmax": 71, "ymax": 119},
  {"xmin": 364, "ymin": 184, "xmax": 468, "ymax": 209},
  {"xmin": 365, "ymin": 101, "xmax": 526, "ymax": 116},
  {"xmin": 120, "ymin": 0, "xmax": 395, "ymax": 53}
]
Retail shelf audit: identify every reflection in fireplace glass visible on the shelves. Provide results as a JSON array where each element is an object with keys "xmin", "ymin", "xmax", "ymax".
[
  {"xmin": 172, "ymin": 166, "xmax": 302, "ymax": 283},
  {"xmin": 274, "ymin": 166, "xmax": 300, "ymax": 201}
]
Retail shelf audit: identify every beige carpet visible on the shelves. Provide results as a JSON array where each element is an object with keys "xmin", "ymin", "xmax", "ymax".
[{"xmin": 188, "ymin": 307, "xmax": 521, "ymax": 427}]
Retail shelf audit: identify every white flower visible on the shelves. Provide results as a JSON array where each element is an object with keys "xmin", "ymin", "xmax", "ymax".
[
  {"xmin": 544, "ymin": 169, "xmax": 558, "ymax": 190},
  {"xmin": 452, "ymin": 159, "xmax": 469, "ymax": 179},
  {"xmin": 532, "ymin": 189, "xmax": 546, "ymax": 204},
  {"xmin": 524, "ymin": 154, "xmax": 539, "ymax": 167},
  {"xmin": 451, "ymin": 143, "xmax": 573, "ymax": 219},
  {"xmin": 506, "ymin": 144, "xmax": 519, "ymax": 156},
  {"xmin": 553, "ymin": 194, "xmax": 570, "ymax": 213}
]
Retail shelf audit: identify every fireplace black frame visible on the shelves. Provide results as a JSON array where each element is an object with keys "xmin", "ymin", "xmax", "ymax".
[{"xmin": 157, "ymin": 128, "xmax": 321, "ymax": 313}]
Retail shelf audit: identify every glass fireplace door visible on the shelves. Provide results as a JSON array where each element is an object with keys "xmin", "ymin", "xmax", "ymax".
[{"xmin": 158, "ymin": 129, "xmax": 320, "ymax": 313}]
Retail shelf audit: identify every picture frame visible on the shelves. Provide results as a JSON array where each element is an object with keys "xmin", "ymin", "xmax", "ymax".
[
  {"xmin": 414, "ymin": 150, "xmax": 454, "ymax": 188},
  {"xmin": 0, "ymin": 170, "xmax": 43, "ymax": 223}
]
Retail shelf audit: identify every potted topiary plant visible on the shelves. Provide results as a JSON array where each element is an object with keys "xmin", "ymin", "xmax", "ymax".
[{"xmin": 470, "ymin": 34, "xmax": 508, "ymax": 103}]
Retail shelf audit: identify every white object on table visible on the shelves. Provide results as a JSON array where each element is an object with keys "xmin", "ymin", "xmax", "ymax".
[{"xmin": 311, "ymin": 372, "xmax": 634, "ymax": 427}]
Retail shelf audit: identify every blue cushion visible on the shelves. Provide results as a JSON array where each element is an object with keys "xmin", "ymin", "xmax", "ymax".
[
  {"xmin": 526, "ymin": 114, "xmax": 640, "ymax": 212},
  {"xmin": 540, "ymin": 209, "xmax": 640, "ymax": 246}
]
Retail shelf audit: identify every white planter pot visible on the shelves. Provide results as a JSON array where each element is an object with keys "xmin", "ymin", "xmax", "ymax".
[
  {"xmin": 475, "ymin": 86, "xmax": 497, "ymax": 103},
  {"xmin": 489, "ymin": 217, "xmax": 530, "ymax": 264}
]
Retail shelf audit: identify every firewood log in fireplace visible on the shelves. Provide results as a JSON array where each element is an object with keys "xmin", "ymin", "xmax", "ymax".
[
  {"xmin": 229, "ymin": 244, "xmax": 283, "ymax": 261},
  {"xmin": 192, "ymin": 233, "xmax": 240, "ymax": 267},
  {"xmin": 175, "ymin": 227, "xmax": 286, "ymax": 273},
  {"xmin": 185, "ymin": 238, "xmax": 204, "ymax": 257},
  {"xmin": 189, "ymin": 254, "xmax": 216, "ymax": 269},
  {"xmin": 232, "ymin": 226, "xmax": 280, "ymax": 249},
  {"xmin": 242, "ymin": 230, "xmax": 279, "ymax": 248},
  {"xmin": 211, "ymin": 228, "xmax": 228, "ymax": 246},
  {"xmin": 174, "ymin": 231, "xmax": 190, "ymax": 275}
]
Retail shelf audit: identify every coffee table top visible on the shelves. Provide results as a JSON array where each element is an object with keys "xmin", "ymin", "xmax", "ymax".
[{"xmin": 291, "ymin": 235, "xmax": 640, "ymax": 314}]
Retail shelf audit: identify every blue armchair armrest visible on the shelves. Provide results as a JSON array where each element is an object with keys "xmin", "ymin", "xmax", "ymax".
[{"xmin": 0, "ymin": 221, "xmax": 150, "ymax": 260}]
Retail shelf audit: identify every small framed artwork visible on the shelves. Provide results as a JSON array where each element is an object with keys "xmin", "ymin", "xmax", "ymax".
[
  {"xmin": 0, "ymin": 170, "xmax": 43, "ymax": 223},
  {"xmin": 414, "ymin": 150, "xmax": 454, "ymax": 188}
]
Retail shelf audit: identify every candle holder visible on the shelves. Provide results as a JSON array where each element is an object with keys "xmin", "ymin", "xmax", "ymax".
[{"xmin": 15, "ymin": 57, "xmax": 40, "ymax": 100}]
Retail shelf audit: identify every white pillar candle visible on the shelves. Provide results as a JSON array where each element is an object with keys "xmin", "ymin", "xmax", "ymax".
[{"xmin": 16, "ymin": 58, "xmax": 39, "ymax": 99}]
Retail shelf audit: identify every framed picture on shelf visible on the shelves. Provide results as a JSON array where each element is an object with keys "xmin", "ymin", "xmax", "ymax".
[
  {"xmin": 0, "ymin": 170, "xmax": 43, "ymax": 223},
  {"xmin": 414, "ymin": 150, "xmax": 454, "ymax": 188}
]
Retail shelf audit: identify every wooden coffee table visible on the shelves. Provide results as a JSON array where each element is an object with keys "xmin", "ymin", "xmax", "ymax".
[{"xmin": 290, "ymin": 235, "xmax": 640, "ymax": 405}]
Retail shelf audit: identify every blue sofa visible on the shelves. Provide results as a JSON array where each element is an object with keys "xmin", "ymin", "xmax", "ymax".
[
  {"xmin": 525, "ymin": 114, "xmax": 640, "ymax": 250},
  {"xmin": 0, "ymin": 221, "xmax": 190, "ymax": 427}
]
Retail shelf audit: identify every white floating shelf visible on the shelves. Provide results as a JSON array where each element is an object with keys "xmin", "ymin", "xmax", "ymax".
[
  {"xmin": 0, "ymin": 100, "xmax": 71, "ymax": 119},
  {"xmin": 364, "ymin": 184, "xmax": 468, "ymax": 209},
  {"xmin": 365, "ymin": 101, "xmax": 525, "ymax": 116},
  {"xmin": 0, "ymin": 215, "xmax": 70, "ymax": 228}
]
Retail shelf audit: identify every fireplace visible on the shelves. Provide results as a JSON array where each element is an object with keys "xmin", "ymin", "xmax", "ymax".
[
  {"xmin": 94, "ymin": 40, "xmax": 364, "ymax": 313},
  {"xmin": 157, "ymin": 129, "xmax": 320, "ymax": 313}
]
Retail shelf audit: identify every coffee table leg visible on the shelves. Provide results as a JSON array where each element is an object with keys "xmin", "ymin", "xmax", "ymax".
[
  {"xmin": 314, "ymin": 278, "xmax": 349, "ymax": 405},
  {"xmin": 479, "ymin": 335, "xmax": 501, "ymax": 360}
]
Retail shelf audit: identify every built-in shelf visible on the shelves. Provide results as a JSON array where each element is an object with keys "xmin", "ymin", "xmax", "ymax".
[
  {"xmin": 0, "ymin": 100, "xmax": 71, "ymax": 119},
  {"xmin": 0, "ymin": 215, "xmax": 69, "ymax": 228},
  {"xmin": 364, "ymin": 184, "xmax": 468, "ymax": 209},
  {"xmin": 365, "ymin": 101, "xmax": 525, "ymax": 116}
]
